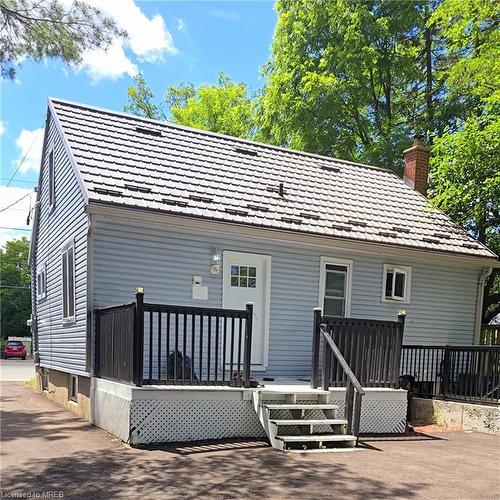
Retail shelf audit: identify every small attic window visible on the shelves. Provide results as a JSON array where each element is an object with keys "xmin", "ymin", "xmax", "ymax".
[
  {"xmin": 135, "ymin": 125, "xmax": 163, "ymax": 137},
  {"xmin": 124, "ymin": 183, "xmax": 152, "ymax": 193},
  {"xmin": 234, "ymin": 146, "xmax": 258, "ymax": 157},
  {"xmin": 266, "ymin": 183, "xmax": 287, "ymax": 197}
]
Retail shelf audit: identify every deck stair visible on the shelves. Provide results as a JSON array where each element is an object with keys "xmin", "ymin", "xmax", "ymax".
[{"xmin": 253, "ymin": 388, "xmax": 357, "ymax": 452}]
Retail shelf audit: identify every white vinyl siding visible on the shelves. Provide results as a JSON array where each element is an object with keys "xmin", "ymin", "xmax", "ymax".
[
  {"xmin": 33, "ymin": 112, "xmax": 88, "ymax": 375},
  {"xmin": 92, "ymin": 216, "xmax": 481, "ymax": 379}
]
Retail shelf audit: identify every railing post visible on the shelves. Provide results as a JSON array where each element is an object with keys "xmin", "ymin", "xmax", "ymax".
[
  {"xmin": 395, "ymin": 311, "xmax": 406, "ymax": 388},
  {"xmin": 134, "ymin": 287, "xmax": 145, "ymax": 387},
  {"xmin": 243, "ymin": 303, "xmax": 254, "ymax": 388},
  {"xmin": 442, "ymin": 345, "xmax": 450, "ymax": 399},
  {"xmin": 345, "ymin": 381, "xmax": 354, "ymax": 434},
  {"xmin": 311, "ymin": 307, "xmax": 322, "ymax": 388}
]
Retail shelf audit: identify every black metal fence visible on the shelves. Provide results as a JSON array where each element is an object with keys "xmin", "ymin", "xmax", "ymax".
[
  {"xmin": 401, "ymin": 345, "xmax": 500, "ymax": 405},
  {"xmin": 311, "ymin": 311, "xmax": 406, "ymax": 389},
  {"xmin": 95, "ymin": 303, "xmax": 138, "ymax": 384},
  {"xmin": 95, "ymin": 290, "xmax": 254, "ymax": 388}
]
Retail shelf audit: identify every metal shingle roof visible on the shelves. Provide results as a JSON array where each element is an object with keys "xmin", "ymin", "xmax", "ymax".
[{"xmin": 50, "ymin": 98, "xmax": 497, "ymax": 259}]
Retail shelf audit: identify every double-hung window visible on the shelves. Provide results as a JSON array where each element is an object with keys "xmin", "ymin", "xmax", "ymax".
[
  {"xmin": 320, "ymin": 257, "xmax": 353, "ymax": 317},
  {"xmin": 36, "ymin": 263, "xmax": 47, "ymax": 300},
  {"xmin": 62, "ymin": 241, "xmax": 75, "ymax": 322},
  {"xmin": 382, "ymin": 264, "xmax": 411, "ymax": 303}
]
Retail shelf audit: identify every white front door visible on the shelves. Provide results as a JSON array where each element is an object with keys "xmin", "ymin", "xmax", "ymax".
[{"xmin": 222, "ymin": 251, "xmax": 271, "ymax": 369}]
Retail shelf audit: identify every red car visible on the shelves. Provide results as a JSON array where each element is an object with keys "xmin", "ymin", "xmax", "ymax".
[{"xmin": 2, "ymin": 341, "xmax": 27, "ymax": 360}]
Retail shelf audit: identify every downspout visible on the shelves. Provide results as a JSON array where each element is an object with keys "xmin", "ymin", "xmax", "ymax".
[{"xmin": 474, "ymin": 267, "xmax": 493, "ymax": 344}]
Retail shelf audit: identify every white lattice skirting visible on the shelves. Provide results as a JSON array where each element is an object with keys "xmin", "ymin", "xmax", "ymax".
[{"xmin": 92, "ymin": 380, "xmax": 407, "ymax": 445}]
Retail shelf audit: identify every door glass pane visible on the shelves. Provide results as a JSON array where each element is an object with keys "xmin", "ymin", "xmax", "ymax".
[
  {"xmin": 239, "ymin": 277, "xmax": 247, "ymax": 287},
  {"xmin": 240, "ymin": 266, "xmax": 248, "ymax": 276},
  {"xmin": 248, "ymin": 267, "xmax": 256, "ymax": 277},
  {"xmin": 231, "ymin": 265, "xmax": 239, "ymax": 276},
  {"xmin": 231, "ymin": 276, "xmax": 238, "ymax": 286},
  {"xmin": 324, "ymin": 298, "xmax": 345, "ymax": 317},
  {"xmin": 394, "ymin": 272, "xmax": 405, "ymax": 298},
  {"xmin": 248, "ymin": 278, "xmax": 256, "ymax": 288},
  {"xmin": 325, "ymin": 270, "xmax": 346, "ymax": 297}
]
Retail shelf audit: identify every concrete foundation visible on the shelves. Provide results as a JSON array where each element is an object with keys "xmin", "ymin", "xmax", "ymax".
[
  {"xmin": 410, "ymin": 397, "xmax": 500, "ymax": 434},
  {"xmin": 37, "ymin": 368, "xmax": 91, "ymax": 420}
]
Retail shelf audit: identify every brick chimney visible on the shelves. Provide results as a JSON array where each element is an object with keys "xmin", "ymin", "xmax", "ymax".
[{"xmin": 403, "ymin": 138, "xmax": 430, "ymax": 196}]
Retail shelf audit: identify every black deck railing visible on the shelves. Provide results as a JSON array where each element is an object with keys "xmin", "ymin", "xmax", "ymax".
[
  {"xmin": 311, "ymin": 311, "xmax": 406, "ymax": 389},
  {"xmin": 95, "ymin": 289, "xmax": 254, "ymax": 388},
  {"xmin": 480, "ymin": 325, "xmax": 500, "ymax": 345},
  {"xmin": 95, "ymin": 302, "xmax": 137, "ymax": 385},
  {"xmin": 401, "ymin": 345, "xmax": 500, "ymax": 405}
]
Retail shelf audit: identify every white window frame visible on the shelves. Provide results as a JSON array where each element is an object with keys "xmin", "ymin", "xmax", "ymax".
[
  {"xmin": 61, "ymin": 239, "xmax": 76, "ymax": 323},
  {"xmin": 48, "ymin": 149, "xmax": 55, "ymax": 211},
  {"xmin": 319, "ymin": 256, "xmax": 353, "ymax": 317},
  {"xmin": 36, "ymin": 262, "xmax": 47, "ymax": 300},
  {"xmin": 382, "ymin": 264, "xmax": 412, "ymax": 303}
]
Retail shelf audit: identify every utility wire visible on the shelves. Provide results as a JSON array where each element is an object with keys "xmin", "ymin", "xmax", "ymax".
[
  {"xmin": 5, "ymin": 126, "xmax": 43, "ymax": 187},
  {"xmin": 0, "ymin": 226, "xmax": 32, "ymax": 231},
  {"xmin": 0, "ymin": 191, "xmax": 34, "ymax": 214}
]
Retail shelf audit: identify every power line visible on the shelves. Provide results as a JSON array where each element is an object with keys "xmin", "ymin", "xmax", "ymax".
[
  {"xmin": 0, "ymin": 191, "xmax": 34, "ymax": 214},
  {"xmin": 1, "ymin": 177, "xmax": 37, "ymax": 185},
  {"xmin": 6, "ymin": 126, "xmax": 43, "ymax": 187},
  {"xmin": 0, "ymin": 227, "xmax": 32, "ymax": 231},
  {"xmin": 0, "ymin": 285, "xmax": 31, "ymax": 289}
]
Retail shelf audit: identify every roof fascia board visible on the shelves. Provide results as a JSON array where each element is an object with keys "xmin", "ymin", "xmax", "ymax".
[
  {"xmin": 29, "ymin": 109, "xmax": 51, "ymax": 268},
  {"xmin": 86, "ymin": 203, "xmax": 499, "ymax": 268},
  {"xmin": 48, "ymin": 97, "xmax": 391, "ymax": 174},
  {"xmin": 48, "ymin": 98, "xmax": 89, "ymax": 204}
]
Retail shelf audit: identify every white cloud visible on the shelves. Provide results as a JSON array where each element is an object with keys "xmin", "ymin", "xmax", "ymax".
[
  {"xmin": 0, "ymin": 121, "xmax": 5, "ymax": 135},
  {"xmin": 177, "ymin": 18, "xmax": 186, "ymax": 32},
  {"xmin": 78, "ymin": 0, "xmax": 177, "ymax": 82},
  {"xmin": 13, "ymin": 127, "xmax": 44, "ymax": 174},
  {"xmin": 81, "ymin": 40, "xmax": 138, "ymax": 82},
  {"xmin": 0, "ymin": 186, "xmax": 35, "ymax": 248}
]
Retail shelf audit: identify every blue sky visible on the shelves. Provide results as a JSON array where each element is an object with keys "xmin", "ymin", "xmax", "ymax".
[{"xmin": 0, "ymin": 0, "xmax": 277, "ymax": 246}]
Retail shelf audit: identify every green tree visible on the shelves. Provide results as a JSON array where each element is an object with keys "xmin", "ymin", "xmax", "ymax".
[
  {"xmin": 257, "ymin": 0, "xmax": 441, "ymax": 173},
  {"xmin": 429, "ymin": 0, "xmax": 500, "ymax": 323},
  {"xmin": 0, "ymin": 0, "xmax": 125, "ymax": 79},
  {"xmin": 124, "ymin": 72, "xmax": 256, "ymax": 139},
  {"xmin": 0, "ymin": 237, "xmax": 31, "ymax": 338}
]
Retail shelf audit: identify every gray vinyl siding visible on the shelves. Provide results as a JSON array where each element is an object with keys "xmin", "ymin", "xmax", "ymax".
[
  {"xmin": 34, "ymin": 113, "xmax": 88, "ymax": 375},
  {"xmin": 92, "ymin": 216, "xmax": 481, "ymax": 378}
]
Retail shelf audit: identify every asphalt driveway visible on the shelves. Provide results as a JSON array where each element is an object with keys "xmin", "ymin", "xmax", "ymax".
[{"xmin": 1, "ymin": 383, "xmax": 499, "ymax": 499}]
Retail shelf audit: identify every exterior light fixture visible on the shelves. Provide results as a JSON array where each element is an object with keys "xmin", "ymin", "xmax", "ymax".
[{"xmin": 210, "ymin": 249, "xmax": 222, "ymax": 275}]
